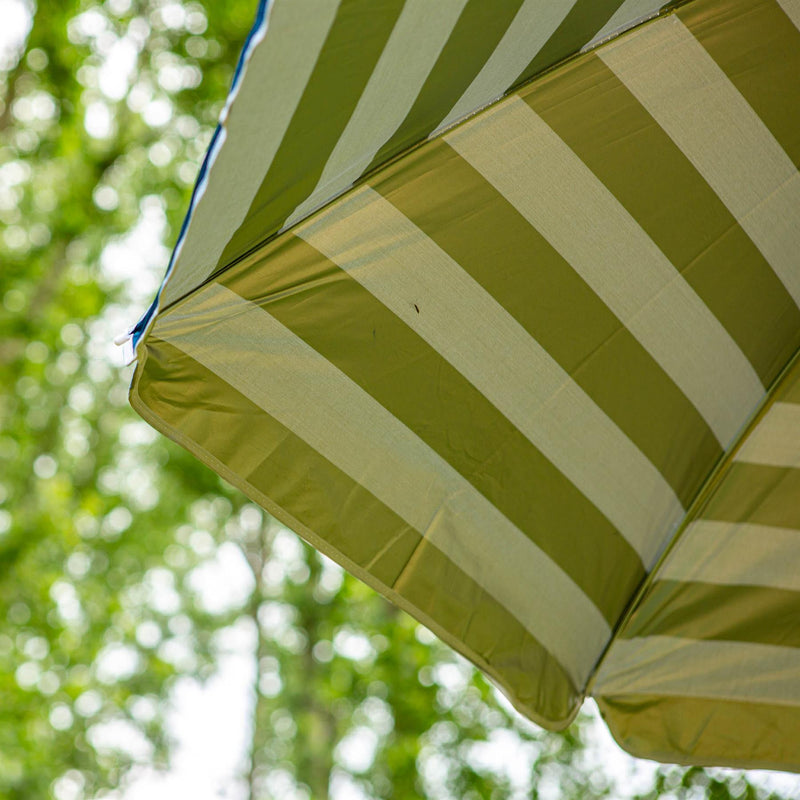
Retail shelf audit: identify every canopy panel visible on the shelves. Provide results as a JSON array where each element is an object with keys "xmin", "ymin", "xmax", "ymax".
[
  {"xmin": 149, "ymin": 0, "xmax": 674, "ymax": 314},
  {"xmin": 594, "ymin": 354, "xmax": 800, "ymax": 771},
  {"xmin": 130, "ymin": 0, "xmax": 800, "ymax": 765}
]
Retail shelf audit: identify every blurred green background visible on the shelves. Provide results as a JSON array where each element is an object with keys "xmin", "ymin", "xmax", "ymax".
[{"xmin": 0, "ymin": 1, "xmax": 797, "ymax": 798}]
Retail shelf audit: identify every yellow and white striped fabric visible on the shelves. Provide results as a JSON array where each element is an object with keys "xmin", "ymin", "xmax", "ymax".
[
  {"xmin": 594, "ymin": 357, "xmax": 800, "ymax": 771},
  {"xmin": 159, "ymin": 0, "xmax": 673, "ymax": 307},
  {"xmin": 130, "ymin": 0, "xmax": 800, "ymax": 768}
]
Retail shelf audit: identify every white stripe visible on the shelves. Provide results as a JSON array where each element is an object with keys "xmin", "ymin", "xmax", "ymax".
[
  {"xmin": 595, "ymin": 636, "xmax": 800, "ymax": 707},
  {"xmin": 445, "ymin": 96, "xmax": 764, "ymax": 447},
  {"xmin": 283, "ymin": 0, "xmax": 469, "ymax": 231},
  {"xmin": 161, "ymin": 1, "xmax": 339, "ymax": 306},
  {"xmin": 299, "ymin": 186, "xmax": 683, "ymax": 568},
  {"xmin": 433, "ymin": 0, "xmax": 577, "ymax": 135},
  {"xmin": 734, "ymin": 402, "xmax": 800, "ymax": 468},
  {"xmin": 661, "ymin": 520, "xmax": 800, "ymax": 593},
  {"xmin": 600, "ymin": 15, "xmax": 800, "ymax": 309},
  {"xmin": 777, "ymin": 0, "xmax": 800, "ymax": 31},
  {"xmin": 584, "ymin": 0, "xmax": 663, "ymax": 49},
  {"xmin": 156, "ymin": 282, "xmax": 609, "ymax": 687}
]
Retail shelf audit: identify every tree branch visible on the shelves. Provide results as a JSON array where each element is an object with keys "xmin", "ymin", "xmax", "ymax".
[{"xmin": 241, "ymin": 521, "xmax": 272, "ymax": 800}]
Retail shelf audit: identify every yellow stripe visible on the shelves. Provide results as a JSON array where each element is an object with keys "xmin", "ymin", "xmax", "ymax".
[
  {"xmin": 660, "ymin": 520, "xmax": 800, "ymax": 593},
  {"xmin": 599, "ymin": 15, "xmax": 800, "ymax": 308},
  {"xmin": 595, "ymin": 636, "xmax": 800, "ymax": 707},
  {"xmin": 155, "ymin": 282, "xmax": 609, "ymax": 687},
  {"xmin": 734, "ymin": 402, "xmax": 800, "ymax": 468},
  {"xmin": 161, "ymin": 1, "xmax": 339, "ymax": 306},
  {"xmin": 282, "ymin": 0, "xmax": 469, "ymax": 229},
  {"xmin": 434, "ymin": 0, "xmax": 578, "ymax": 134},
  {"xmin": 298, "ymin": 185, "xmax": 683, "ymax": 567},
  {"xmin": 445, "ymin": 95, "xmax": 764, "ymax": 446},
  {"xmin": 703, "ymin": 462, "xmax": 800, "ymax": 530},
  {"xmin": 598, "ymin": 693, "xmax": 800, "ymax": 772}
]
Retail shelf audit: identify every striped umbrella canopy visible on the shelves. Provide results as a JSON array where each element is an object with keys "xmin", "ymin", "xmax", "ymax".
[{"xmin": 126, "ymin": 0, "xmax": 800, "ymax": 772}]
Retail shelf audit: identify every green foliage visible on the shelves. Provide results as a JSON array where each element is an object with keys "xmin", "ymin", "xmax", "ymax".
[
  {"xmin": 633, "ymin": 765, "xmax": 792, "ymax": 800},
  {"xmin": 0, "ymin": 2, "xmax": 797, "ymax": 800},
  {"xmin": 0, "ymin": 1, "xmax": 253, "ymax": 796}
]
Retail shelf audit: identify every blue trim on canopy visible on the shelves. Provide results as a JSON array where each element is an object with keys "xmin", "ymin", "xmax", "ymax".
[{"xmin": 132, "ymin": 0, "xmax": 272, "ymax": 348}]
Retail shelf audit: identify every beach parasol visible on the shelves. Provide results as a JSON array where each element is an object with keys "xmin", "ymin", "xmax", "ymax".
[{"xmin": 124, "ymin": 0, "xmax": 800, "ymax": 771}]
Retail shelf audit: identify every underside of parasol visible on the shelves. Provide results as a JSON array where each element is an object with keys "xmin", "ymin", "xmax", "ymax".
[{"xmin": 128, "ymin": 0, "xmax": 800, "ymax": 771}]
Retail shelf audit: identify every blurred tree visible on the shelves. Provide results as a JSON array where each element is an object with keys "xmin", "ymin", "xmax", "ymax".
[
  {"xmin": 0, "ymin": 2, "xmax": 796, "ymax": 800},
  {"xmin": 235, "ymin": 516, "xmax": 619, "ymax": 800},
  {"xmin": 0, "ymin": 1, "xmax": 254, "ymax": 796}
]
